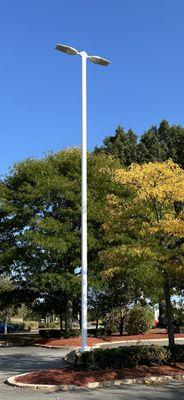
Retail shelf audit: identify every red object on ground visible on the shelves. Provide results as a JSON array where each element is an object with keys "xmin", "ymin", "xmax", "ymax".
[
  {"xmin": 15, "ymin": 364, "xmax": 184, "ymax": 386},
  {"xmin": 36, "ymin": 329, "xmax": 184, "ymax": 348}
]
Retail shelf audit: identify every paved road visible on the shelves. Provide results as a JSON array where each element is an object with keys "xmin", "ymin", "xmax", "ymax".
[
  {"xmin": 0, "ymin": 346, "xmax": 183, "ymax": 400},
  {"xmin": 0, "ymin": 346, "xmax": 68, "ymax": 379}
]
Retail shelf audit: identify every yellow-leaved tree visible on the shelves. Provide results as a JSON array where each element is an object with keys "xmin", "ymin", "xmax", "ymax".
[{"xmin": 101, "ymin": 160, "xmax": 184, "ymax": 346}]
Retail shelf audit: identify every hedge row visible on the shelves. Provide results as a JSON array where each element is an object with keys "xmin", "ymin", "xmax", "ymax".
[
  {"xmin": 38, "ymin": 328, "xmax": 80, "ymax": 339},
  {"xmin": 169, "ymin": 345, "xmax": 184, "ymax": 363},
  {"xmin": 10, "ymin": 323, "xmax": 26, "ymax": 332},
  {"xmin": 80, "ymin": 344, "xmax": 184, "ymax": 370}
]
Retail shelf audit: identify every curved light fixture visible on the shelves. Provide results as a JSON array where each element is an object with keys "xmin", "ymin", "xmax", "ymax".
[
  {"xmin": 88, "ymin": 55, "xmax": 110, "ymax": 66},
  {"xmin": 55, "ymin": 43, "xmax": 80, "ymax": 55},
  {"xmin": 55, "ymin": 43, "xmax": 110, "ymax": 67}
]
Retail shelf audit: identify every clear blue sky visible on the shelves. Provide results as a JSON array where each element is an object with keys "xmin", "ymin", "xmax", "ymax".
[{"xmin": 1, "ymin": 0, "xmax": 184, "ymax": 176}]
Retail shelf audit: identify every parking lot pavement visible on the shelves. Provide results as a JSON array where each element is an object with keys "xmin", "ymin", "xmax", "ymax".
[
  {"xmin": 1, "ymin": 381, "xmax": 184, "ymax": 400},
  {"xmin": 0, "ymin": 346, "xmax": 68, "ymax": 379},
  {"xmin": 0, "ymin": 346, "xmax": 183, "ymax": 400}
]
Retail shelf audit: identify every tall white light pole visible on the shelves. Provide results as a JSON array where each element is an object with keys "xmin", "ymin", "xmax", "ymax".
[{"xmin": 55, "ymin": 43, "xmax": 110, "ymax": 352}]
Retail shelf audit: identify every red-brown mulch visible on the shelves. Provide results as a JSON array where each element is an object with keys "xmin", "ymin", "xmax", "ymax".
[
  {"xmin": 36, "ymin": 329, "xmax": 184, "ymax": 348},
  {"xmin": 15, "ymin": 364, "xmax": 184, "ymax": 386}
]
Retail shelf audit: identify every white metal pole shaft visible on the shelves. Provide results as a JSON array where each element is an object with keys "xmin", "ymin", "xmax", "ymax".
[{"xmin": 81, "ymin": 51, "xmax": 88, "ymax": 352}]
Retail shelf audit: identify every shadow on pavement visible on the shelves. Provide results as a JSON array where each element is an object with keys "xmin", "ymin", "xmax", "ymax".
[{"xmin": 0, "ymin": 352, "xmax": 65, "ymax": 376}]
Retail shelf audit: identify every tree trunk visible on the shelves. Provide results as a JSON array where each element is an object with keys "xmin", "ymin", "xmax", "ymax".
[
  {"xmin": 95, "ymin": 318, "xmax": 99, "ymax": 336},
  {"xmin": 119, "ymin": 316, "xmax": 124, "ymax": 336},
  {"xmin": 79, "ymin": 309, "xmax": 82, "ymax": 330},
  {"xmin": 163, "ymin": 271, "xmax": 175, "ymax": 346},
  {"xmin": 4, "ymin": 321, "xmax": 8, "ymax": 335},
  {"xmin": 65, "ymin": 298, "xmax": 73, "ymax": 335},
  {"xmin": 59, "ymin": 313, "xmax": 63, "ymax": 332},
  {"xmin": 158, "ymin": 301, "xmax": 164, "ymax": 327},
  {"xmin": 4, "ymin": 310, "xmax": 8, "ymax": 335},
  {"xmin": 119, "ymin": 308, "xmax": 126, "ymax": 336}
]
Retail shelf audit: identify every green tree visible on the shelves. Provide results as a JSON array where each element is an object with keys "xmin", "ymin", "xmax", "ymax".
[
  {"xmin": 0, "ymin": 277, "xmax": 18, "ymax": 333},
  {"xmin": 96, "ymin": 120, "xmax": 184, "ymax": 325},
  {"xmin": 101, "ymin": 160, "xmax": 184, "ymax": 346},
  {"xmin": 88, "ymin": 277, "xmax": 142, "ymax": 335},
  {"xmin": 95, "ymin": 126, "xmax": 139, "ymax": 166},
  {"xmin": 95, "ymin": 121, "xmax": 184, "ymax": 168},
  {"xmin": 138, "ymin": 120, "xmax": 184, "ymax": 167},
  {"xmin": 126, "ymin": 305, "xmax": 154, "ymax": 335},
  {"xmin": 1, "ymin": 149, "xmax": 119, "ymax": 335}
]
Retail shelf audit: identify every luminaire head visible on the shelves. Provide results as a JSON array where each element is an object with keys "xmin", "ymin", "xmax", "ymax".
[
  {"xmin": 55, "ymin": 43, "xmax": 110, "ymax": 66},
  {"xmin": 55, "ymin": 44, "xmax": 79, "ymax": 55},
  {"xmin": 88, "ymin": 55, "xmax": 110, "ymax": 66}
]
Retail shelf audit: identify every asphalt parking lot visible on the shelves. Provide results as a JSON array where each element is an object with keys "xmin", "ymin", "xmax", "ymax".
[{"xmin": 0, "ymin": 345, "xmax": 183, "ymax": 400}]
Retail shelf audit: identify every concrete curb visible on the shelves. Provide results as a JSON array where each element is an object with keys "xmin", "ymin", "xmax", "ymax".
[
  {"xmin": 6, "ymin": 372, "xmax": 184, "ymax": 392},
  {"xmin": 34, "ymin": 337, "xmax": 184, "ymax": 350}
]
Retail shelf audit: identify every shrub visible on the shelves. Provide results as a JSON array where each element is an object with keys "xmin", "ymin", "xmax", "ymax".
[
  {"xmin": 136, "ymin": 344, "xmax": 170, "ymax": 366},
  {"xmin": 87, "ymin": 327, "xmax": 106, "ymax": 337},
  {"xmin": 11, "ymin": 322, "xmax": 26, "ymax": 332},
  {"xmin": 24, "ymin": 320, "xmax": 39, "ymax": 331},
  {"xmin": 158, "ymin": 306, "xmax": 184, "ymax": 331},
  {"xmin": 39, "ymin": 329, "xmax": 61, "ymax": 339},
  {"xmin": 126, "ymin": 305, "xmax": 154, "ymax": 335},
  {"xmin": 39, "ymin": 322, "xmax": 60, "ymax": 329},
  {"xmin": 62, "ymin": 329, "xmax": 80, "ymax": 338},
  {"xmin": 173, "ymin": 308, "xmax": 184, "ymax": 333},
  {"xmin": 102, "ymin": 309, "xmax": 121, "ymax": 335},
  {"xmin": 168, "ymin": 345, "xmax": 184, "ymax": 363},
  {"xmin": 80, "ymin": 344, "xmax": 169, "ymax": 370}
]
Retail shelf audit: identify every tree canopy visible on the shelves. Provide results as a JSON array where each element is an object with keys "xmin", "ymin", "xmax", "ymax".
[
  {"xmin": 1, "ymin": 149, "xmax": 119, "ymax": 332},
  {"xmin": 95, "ymin": 120, "xmax": 184, "ymax": 168},
  {"xmin": 101, "ymin": 160, "xmax": 184, "ymax": 345},
  {"xmin": 1, "ymin": 120, "xmax": 184, "ymax": 340}
]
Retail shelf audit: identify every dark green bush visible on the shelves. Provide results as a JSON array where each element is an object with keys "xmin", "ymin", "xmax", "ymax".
[
  {"xmin": 158, "ymin": 306, "xmax": 184, "ymax": 331},
  {"xmin": 126, "ymin": 305, "xmax": 154, "ymax": 335},
  {"xmin": 136, "ymin": 344, "xmax": 170, "ymax": 366},
  {"xmin": 173, "ymin": 308, "xmax": 184, "ymax": 333},
  {"xmin": 102, "ymin": 309, "xmax": 121, "ymax": 335},
  {"xmin": 80, "ymin": 344, "xmax": 169, "ymax": 370},
  {"xmin": 168, "ymin": 345, "xmax": 184, "ymax": 363},
  {"xmin": 39, "ymin": 329, "xmax": 61, "ymax": 339},
  {"xmin": 62, "ymin": 329, "xmax": 80, "ymax": 338},
  {"xmin": 40, "ymin": 322, "xmax": 60, "ymax": 329},
  {"xmin": 87, "ymin": 327, "xmax": 106, "ymax": 337},
  {"xmin": 11, "ymin": 323, "xmax": 26, "ymax": 332}
]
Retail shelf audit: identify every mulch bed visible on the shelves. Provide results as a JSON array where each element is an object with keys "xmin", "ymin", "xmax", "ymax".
[
  {"xmin": 36, "ymin": 329, "xmax": 184, "ymax": 348},
  {"xmin": 15, "ymin": 364, "xmax": 184, "ymax": 386}
]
